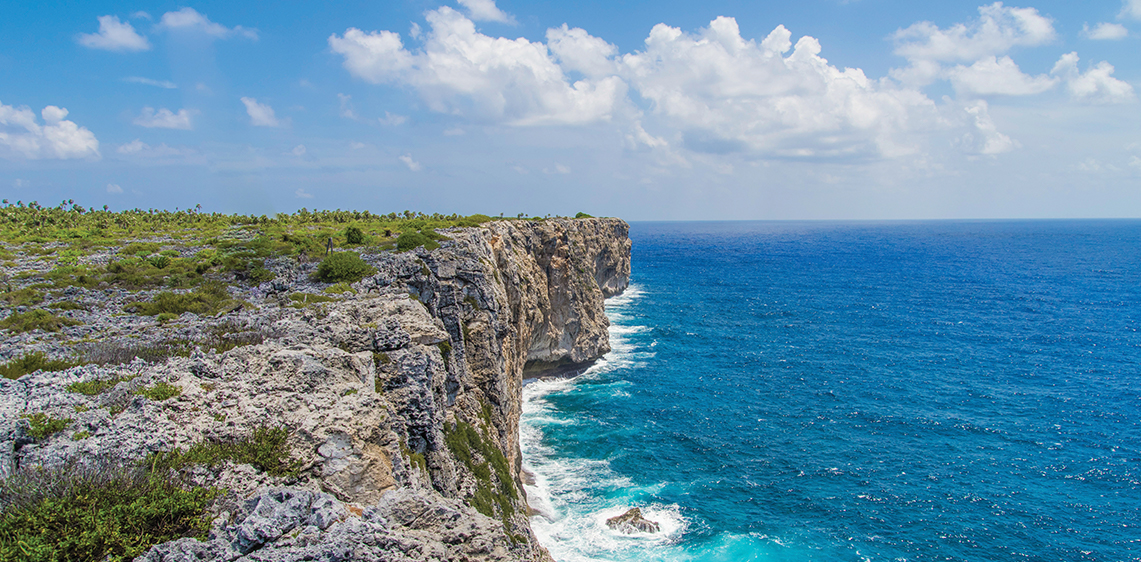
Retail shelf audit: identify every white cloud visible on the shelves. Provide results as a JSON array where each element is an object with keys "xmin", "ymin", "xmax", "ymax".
[
  {"xmin": 893, "ymin": 3, "xmax": 1055, "ymax": 65},
  {"xmin": 946, "ymin": 56, "xmax": 1057, "ymax": 96},
  {"xmin": 1121, "ymin": 0, "xmax": 1141, "ymax": 20},
  {"xmin": 77, "ymin": 15, "xmax": 151, "ymax": 52},
  {"xmin": 106, "ymin": 183, "xmax": 124, "ymax": 194},
  {"xmin": 131, "ymin": 11, "xmax": 152, "ymax": 21},
  {"xmin": 292, "ymin": 144, "xmax": 307, "ymax": 156},
  {"xmin": 329, "ymin": 7, "xmax": 626, "ymax": 125},
  {"xmin": 543, "ymin": 163, "xmax": 571, "ymax": 174},
  {"xmin": 443, "ymin": 127, "xmax": 465, "ymax": 136},
  {"xmin": 380, "ymin": 112, "xmax": 408, "ymax": 126},
  {"xmin": 115, "ymin": 140, "xmax": 196, "ymax": 159},
  {"xmin": 133, "ymin": 107, "xmax": 194, "ymax": 129},
  {"xmin": 117, "ymin": 139, "xmax": 147, "ymax": 154},
  {"xmin": 399, "ymin": 153, "xmax": 423, "ymax": 171},
  {"xmin": 1082, "ymin": 22, "xmax": 1128, "ymax": 40},
  {"xmin": 457, "ymin": 0, "xmax": 516, "ymax": 24},
  {"xmin": 547, "ymin": 24, "xmax": 619, "ymax": 78},
  {"xmin": 1051, "ymin": 53, "xmax": 1135, "ymax": 104},
  {"xmin": 158, "ymin": 8, "xmax": 257, "ymax": 40},
  {"xmin": 240, "ymin": 97, "xmax": 283, "ymax": 127},
  {"xmin": 0, "ymin": 102, "xmax": 100, "ymax": 160},
  {"xmin": 124, "ymin": 76, "xmax": 177, "ymax": 89},
  {"xmin": 960, "ymin": 100, "xmax": 1015, "ymax": 154},
  {"xmin": 350, "ymin": 141, "xmax": 367, "ymax": 149},
  {"xmin": 337, "ymin": 94, "xmax": 359, "ymax": 120},
  {"xmin": 296, "ymin": 188, "xmax": 313, "ymax": 198}
]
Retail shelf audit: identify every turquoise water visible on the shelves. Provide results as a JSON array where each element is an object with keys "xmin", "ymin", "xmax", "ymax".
[{"xmin": 521, "ymin": 220, "xmax": 1141, "ymax": 561}]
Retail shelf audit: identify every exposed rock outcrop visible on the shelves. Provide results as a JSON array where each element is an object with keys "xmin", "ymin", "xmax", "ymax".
[
  {"xmin": 0, "ymin": 217, "xmax": 631, "ymax": 561},
  {"xmin": 605, "ymin": 508, "xmax": 660, "ymax": 534}
]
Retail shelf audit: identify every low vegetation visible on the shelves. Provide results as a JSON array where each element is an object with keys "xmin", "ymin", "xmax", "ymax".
[
  {"xmin": 0, "ymin": 463, "xmax": 215, "ymax": 562},
  {"xmin": 444, "ymin": 420, "xmax": 517, "ymax": 522},
  {"xmin": 314, "ymin": 251, "xmax": 375, "ymax": 283},
  {"xmin": 123, "ymin": 281, "xmax": 240, "ymax": 317},
  {"xmin": 21, "ymin": 413, "xmax": 73, "ymax": 439},
  {"xmin": 0, "ymin": 309, "xmax": 81, "ymax": 334},
  {"xmin": 0, "ymin": 352, "xmax": 82, "ymax": 380},
  {"xmin": 134, "ymin": 382, "xmax": 182, "ymax": 401},
  {"xmin": 147, "ymin": 425, "xmax": 301, "ymax": 478}
]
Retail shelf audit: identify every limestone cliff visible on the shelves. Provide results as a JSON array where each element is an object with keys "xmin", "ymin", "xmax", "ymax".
[{"xmin": 0, "ymin": 217, "xmax": 630, "ymax": 562}]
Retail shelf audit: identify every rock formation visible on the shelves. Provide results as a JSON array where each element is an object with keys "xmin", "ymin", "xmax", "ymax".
[
  {"xmin": 605, "ymin": 508, "xmax": 660, "ymax": 534},
  {"xmin": 0, "ymin": 217, "xmax": 631, "ymax": 561}
]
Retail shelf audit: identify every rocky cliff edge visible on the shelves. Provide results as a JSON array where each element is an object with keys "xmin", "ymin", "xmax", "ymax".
[{"xmin": 0, "ymin": 217, "xmax": 631, "ymax": 562}]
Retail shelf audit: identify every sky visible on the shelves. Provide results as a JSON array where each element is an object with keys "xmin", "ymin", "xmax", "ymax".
[{"xmin": 1, "ymin": 0, "xmax": 1139, "ymax": 220}]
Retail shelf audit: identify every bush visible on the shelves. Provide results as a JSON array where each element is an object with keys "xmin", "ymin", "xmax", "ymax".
[
  {"xmin": 396, "ymin": 231, "xmax": 437, "ymax": 252},
  {"xmin": 148, "ymin": 426, "xmax": 300, "ymax": 477},
  {"xmin": 0, "ymin": 352, "xmax": 82, "ymax": 380},
  {"xmin": 147, "ymin": 254, "xmax": 171, "ymax": 269},
  {"xmin": 575, "ymin": 212, "xmax": 594, "ymax": 218},
  {"xmin": 135, "ymin": 382, "xmax": 182, "ymax": 401},
  {"xmin": 344, "ymin": 225, "xmax": 365, "ymax": 245},
  {"xmin": 125, "ymin": 281, "xmax": 237, "ymax": 317},
  {"xmin": 314, "ymin": 252, "xmax": 374, "ymax": 283},
  {"xmin": 0, "ymin": 287, "xmax": 43, "ymax": 307},
  {"xmin": 0, "ymin": 464, "xmax": 215, "ymax": 562},
  {"xmin": 21, "ymin": 413, "xmax": 72, "ymax": 439},
  {"xmin": 0, "ymin": 309, "xmax": 81, "ymax": 333}
]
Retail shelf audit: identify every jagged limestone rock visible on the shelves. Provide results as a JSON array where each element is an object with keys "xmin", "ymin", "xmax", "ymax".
[{"xmin": 606, "ymin": 508, "xmax": 661, "ymax": 534}]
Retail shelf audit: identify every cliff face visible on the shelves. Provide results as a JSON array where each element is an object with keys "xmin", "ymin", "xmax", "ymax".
[{"xmin": 0, "ymin": 218, "xmax": 630, "ymax": 562}]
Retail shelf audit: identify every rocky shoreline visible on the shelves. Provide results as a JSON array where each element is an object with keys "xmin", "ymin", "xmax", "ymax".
[{"xmin": 0, "ymin": 217, "xmax": 631, "ymax": 561}]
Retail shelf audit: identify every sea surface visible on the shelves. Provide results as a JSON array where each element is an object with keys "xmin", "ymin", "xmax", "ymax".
[{"xmin": 521, "ymin": 220, "xmax": 1141, "ymax": 562}]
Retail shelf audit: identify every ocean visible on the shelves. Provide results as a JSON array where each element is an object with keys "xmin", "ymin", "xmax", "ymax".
[{"xmin": 521, "ymin": 220, "xmax": 1141, "ymax": 562}]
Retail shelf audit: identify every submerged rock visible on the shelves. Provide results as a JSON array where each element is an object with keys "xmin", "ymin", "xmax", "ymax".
[{"xmin": 605, "ymin": 507, "xmax": 660, "ymax": 534}]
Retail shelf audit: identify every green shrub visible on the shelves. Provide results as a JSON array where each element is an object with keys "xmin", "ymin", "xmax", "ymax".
[
  {"xmin": 21, "ymin": 413, "xmax": 72, "ymax": 439},
  {"xmin": 47, "ymin": 301, "xmax": 86, "ymax": 311},
  {"xmin": 288, "ymin": 292, "xmax": 337, "ymax": 307},
  {"xmin": 147, "ymin": 254, "xmax": 171, "ymax": 269},
  {"xmin": 575, "ymin": 212, "xmax": 594, "ymax": 218},
  {"xmin": 344, "ymin": 225, "xmax": 365, "ymax": 245},
  {"xmin": 0, "ymin": 352, "xmax": 82, "ymax": 380},
  {"xmin": 314, "ymin": 252, "xmax": 374, "ymax": 283},
  {"xmin": 0, "ymin": 464, "xmax": 215, "ymax": 562},
  {"xmin": 395, "ymin": 231, "xmax": 439, "ymax": 252},
  {"xmin": 444, "ymin": 421, "xmax": 516, "ymax": 519},
  {"xmin": 323, "ymin": 282, "xmax": 355, "ymax": 294},
  {"xmin": 147, "ymin": 426, "xmax": 300, "ymax": 477},
  {"xmin": 68, "ymin": 376, "xmax": 127, "ymax": 396},
  {"xmin": 125, "ymin": 281, "xmax": 237, "ymax": 317},
  {"xmin": 0, "ymin": 309, "xmax": 81, "ymax": 333},
  {"xmin": 135, "ymin": 382, "xmax": 182, "ymax": 401},
  {"xmin": 1, "ymin": 287, "xmax": 43, "ymax": 307}
]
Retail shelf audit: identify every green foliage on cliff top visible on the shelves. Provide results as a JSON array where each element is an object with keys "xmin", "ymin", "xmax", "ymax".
[
  {"xmin": 0, "ymin": 464, "xmax": 215, "ymax": 562},
  {"xmin": 0, "ymin": 352, "xmax": 82, "ymax": 380},
  {"xmin": 123, "ymin": 280, "xmax": 240, "ymax": 317},
  {"xmin": 314, "ymin": 251, "xmax": 375, "ymax": 283}
]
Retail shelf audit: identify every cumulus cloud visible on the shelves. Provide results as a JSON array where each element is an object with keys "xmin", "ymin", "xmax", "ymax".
[
  {"xmin": 893, "ymin": 2, "xmax": 1055, "ymax": 65},
  {"xmin": 329, "ymin": 7, "xmax": 626, "ymax": 125},
  {"xmin": 1082, "ymin": 22, "xmax": 1128, "ymax": 40},
  {"xmin": 1051, "ymin": 53, "xmax": 1135, "ymax": 104},
  {"xmin": 124, "ymin": 76, "xmax": 177, "ymax": 89},
  {"xmin": 133, "ymin": 107, "xmax": 194, "ymax": 129},
  {"xmin": 457, "ymin": 0, "xmax": 516, "ymax": 24},
  {"xmin": 77, "ymin": 15, "xmax": 151, "ymax": 52},
  {"xmin": 1121, "ymin": 0, "xmax": 1141, "ymax": 20},
  {"xmin": 292, "ymin": 144, "xmax": 307, "ymax": 156},
  {"xmin": 158, "ymin": 8, "xmax": 257, "ymax": 39},
  {"xmin": 399, "ymin": 153, "xmax": 423, "ymax": 171},
  {"xmin": 240, "ymin": 97, "xmax": 283, "ymax": 127},
  {"xmin": 0, "ymin": 102, "xmax": 100, "ymax": 160},
  {"xmin": 945, "ymin": 55, "xmax": 1057, "ymax": 96}
]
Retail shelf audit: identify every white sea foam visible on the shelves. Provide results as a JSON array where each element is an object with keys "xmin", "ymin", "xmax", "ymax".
[{"xmin": 522, "ymin": 284, "xmax": 691, "ymax": 561}]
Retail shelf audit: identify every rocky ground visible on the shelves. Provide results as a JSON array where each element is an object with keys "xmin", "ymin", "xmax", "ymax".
[{"xmin": 0, "ymin": 218, "xmax": 631, "ymax": 561}]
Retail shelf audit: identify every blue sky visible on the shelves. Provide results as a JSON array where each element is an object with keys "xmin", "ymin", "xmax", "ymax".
[{"xmin": 1, "ymin": 0, "xmax": 1138, "ymax": 219}]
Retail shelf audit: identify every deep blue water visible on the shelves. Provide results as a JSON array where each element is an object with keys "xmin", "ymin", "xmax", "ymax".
[{"xmin": 521, "ymin": 220, "xmax": 1141, "ymax": 562}]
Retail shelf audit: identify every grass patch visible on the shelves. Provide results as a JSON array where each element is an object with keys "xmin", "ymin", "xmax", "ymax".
[
  {"xmin": 124, "ymin": 280, "xmax": 239, "ymax": 317},
  {"xmin": 0, "ymin": 463, "xmax": 215, "ymax": 562},
  {"xmin": 314, "ymin": 252, "xmax": 374, "ymax": 283},
  {"xmin": 67, "ymin": 376, "xmax": 129, "ymax": 396},
  {"xmin": 46, "ymin": 301, "xmax": 87, "ymax": 311},
  {"xmin": 288, "ymin": 292, "xmax": 337, "ymax": 308},
  {"xmin": 323, "ymin": 282, "xmax": 355, "ymax": 294},
  {"xmin": 21, "ymin": 413, "xmax": 72, "ymax": 439},
  {"xmin": 134, "ymin": 382, "xmax": 182, "ymax": 401},
  {"xmin": 0, "ymin": 309, "xmax": 81, "ymax": 333},
  {"xmin": 1, "ymin": 287, "xmax": 43, "ymax": 307},
  {"xmin": 0, "ymin": 352, "xmax": 82, "ymax": 380},
  {"xmin": 147, "ymin": 426, "xmax": 301, "ymax": 478}
]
